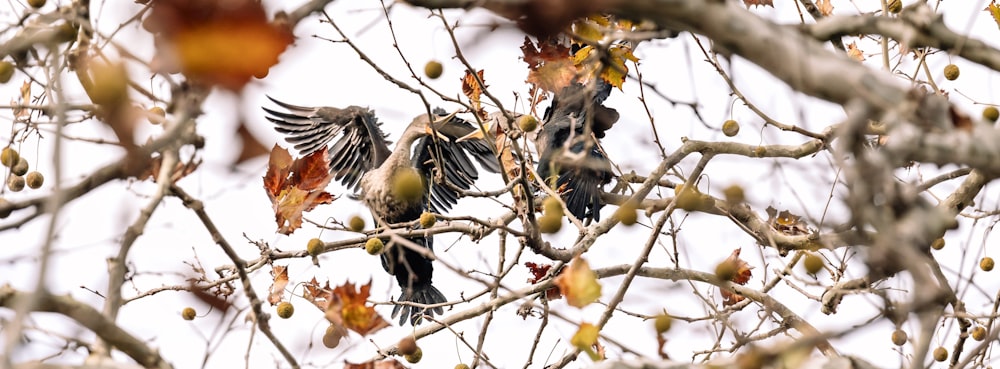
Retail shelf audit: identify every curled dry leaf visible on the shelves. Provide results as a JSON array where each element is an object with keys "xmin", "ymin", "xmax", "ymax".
[
  {"xmin": 846, "ymin": 42, "xmax": 866, "ymax": 62},
  {"xmin": 461, "ymin": 69, "xmax": 488, "ymax": 121},
  {"xmin": 525, "ymin": 262, "xmax": 561, "ymax": 300},
  {"xmin": 554, "ymin": 256, "xmax": 602, "ymax": 308},
  {"xmin": 521, "ymin": 37, "xmax": 577, "ymax": 93},
  {"xmin": 267, "ymin": 265, "xmax": 289, "ymax": 305},
  {"xmin": 719, "ymin": 248, "xmax": 754, "ymax": 306},
  {"xmin": 766, "ymin": 206, "xmax": 811, "ymax": 236},
  {"xmin": 303, "ymin": 277, "xmax": 335, "ymax": 311},
  {"xmin": 325, "ymin": 280, "xmax": 390, "ymax": 337},
  {"xmin": 263, "ymin": 145, "xmax": 336, "ymax": 235}
]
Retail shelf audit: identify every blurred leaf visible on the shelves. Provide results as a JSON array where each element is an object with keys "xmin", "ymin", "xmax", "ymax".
[
  {"xmin": 846, "ymin": 42, "xmax": 865, "ymax": 62},
  {"xmin": 234, "ymin": 121, "xmax": 269, "ymax": 165},
  {"xmin": 145, "ymin": 0, "xmax": 293, "ymax": 90},
  {"xmin": 743, "ymin": 0, "xmax": 774, "ymax": 7},
  {"xmin": 574, "ymin": 44, "xmax": 637, "ymax": 90},
  {"xmin": 554, "ymin": 256, "xmax": 602, "ymax": 308},
  {"xmin": 571, "ymin": 322, "xmax": 603, "ymax": 361},
  {"xmin": 719, "ymin": 248, "xmax": 753, "ymax": 306},
  {"xmin": 817, "ymin": 0, "xmax": 834, "ymax": 16},
  {"xmin": 343, "ymin": 359, "xmax": 407, "ymax": 369}
]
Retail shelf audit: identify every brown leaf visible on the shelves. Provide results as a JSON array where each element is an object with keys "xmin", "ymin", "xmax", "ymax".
[
  {"xmin": 145, "ymin": 0, "xmax": 293, "ymax": 90},
  {"xmin": 234, "ymin": 121, "xmax": 269, "ymax": 165},
  {"xmin": 525, "ymin": 262, "xmax": 561, "ymax": 300},
  {"xmin": 521, "ymin": 37, "xmax": 578, "ymax": 93},
  {"xmin": 718, "ymin": 248, "xmax": 753, "ymax": 307},
  {"xmin": 138, "ymin": 153, "xmax": 202, "ymax": 183},
  {"xmin": 303, "ymin": 277, "xmax": 336, "ymax": 311},
  {"xmin": 743, "ymin": 0, "xmax": 774, "ymax": 7},
  {"xmin": 325, "ymin": 280, "xmax": 390, "ymax": 337},
  {"xmin": 766, "ymin": 206, "xmax": 811, "ymax": 236},
  {"xmin": 12, "ymin": 80, "xmax": 30, "ymax": 122},
  {"xmin": 268, "ymin": 265, "xmax": 289, "ymax": 305},
  {"xmin": 461, "ymin": 70, "xmax": 488, "ymax": 120},
  {"xmin": 263, "ymin": 145, "xmax": 336, "ymax": 235}
]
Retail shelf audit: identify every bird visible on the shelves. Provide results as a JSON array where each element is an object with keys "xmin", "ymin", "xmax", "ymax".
[
  {"xmin": 263, "ymin": 97, "xmax": 500, "ymax": 325},
  {"xmin": 535, "ymin": 81, "xmax": 619, "ymax": 223}
]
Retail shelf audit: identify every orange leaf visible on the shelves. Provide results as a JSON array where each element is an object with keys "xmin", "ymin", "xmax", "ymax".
[
  {"xmin": 817, "ymin": 0, "xmax": 834, "ymax": 16},
  {"xmin": 325, "ymin": 280, "xmax": 390, "ymax": 337},
  {"xmin": 146, "ymin": 0, "xmax": 293, "ymax": 90},
  {"xmin": 461, "ymin": 70, "xmax": 488, "ymax": 120},
  {"xmin": 263, "ymin": 145, "xmax": 336, "ymax": 235},
  {"xmin": 554, "ymin": 256, "xmax": 602, "ymax": 308},
  {"xmin": 718, "ymin": 249, "xmax": 753, "ymax": 307},
  {"xmin": 303, "ymin": 277, "xmax": 336, "ymax": 311},
  {"xmin": 268, "ymin": 265, "xmax": 289, "ymax": 305},
  {"xmin": 846, "ymin": 42, "xmax": 865, "ymax": 62},
  {"xmin": 521, "ymin": 37, "xmax": 578, "ymax": 93}
]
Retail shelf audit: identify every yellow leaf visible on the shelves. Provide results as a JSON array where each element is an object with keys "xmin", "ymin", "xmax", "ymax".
[
  {"xmin": 571, "ymin": 323, "xmax": 603, "ymax": 361},
  {"xmin": 989, "ymin": 2, "xmax": 1000, "ymax": 30},
  {"xmin": 572, "ymin": 19, "xmax": 602, "ymax": 42},
  {"xmin": 554, "ymin": 256, "xmax": 602, "ymax": 308}
]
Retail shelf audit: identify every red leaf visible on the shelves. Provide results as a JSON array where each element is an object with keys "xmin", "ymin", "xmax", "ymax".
[
  {"xmin": 325, "ymin": 280, "xmax": 390, "ymax": 337},
  {"xmin": 263, "ymin": 145, "xmax": 336, "ymax": 235}
]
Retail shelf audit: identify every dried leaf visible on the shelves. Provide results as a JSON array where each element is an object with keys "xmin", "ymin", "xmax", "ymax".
[
  {"xmin": 525, "ymin": 261, "xmax": 561, "ymax": 300},
  {"xmin": 12, "ymin": 80, "xmax": 30, "ymax": 121},
  {"xmin": 263, "ymin": 145, "xmax": 336, "ymax": 235},
  {"xmin": 145, "ymin": 0, "xmax": 293, "ymax": 90},
  {"xmin": 817, "ymin": 0, "xmax": 834, "ymax": 16},
  {"xmin": 718, "ymin": 249, "xmax": 753, "ymax": 307},
  {"xmin": 268, "ymin": 265, "xmax": 289, "ymax": 305},
  {"xmin": 303, "ymin": 277, "xmax": 336, "ymax": 311},
  {"xmin": 461, "ymin": 70, "xmax": 488, "ymax": 120},
  {"xmin": 846, "ymin": 42, "xmax": 865, "ymax": 62},
  {"xmin": 521, "ymin": 37, "xmax": 578, "ymax": 93},
  {"xmin": 554, "ymin": 256, "xmax": 602, "ymax": 308},
  {"xmin": 743, "ymin": 0, "xmax": 774, "ymax": 8},
  {"xmin": 572, "ymin": 18, "xmax": 602, "ymax": 42},
  {"xmin": 138, "ymin": 153, "xmax": 202, "ymax": 183},
  {"xmin": 766, "ymin": 206, "xmax": 811, "ymax": 236},
  {"xmin": 325, "ymin": 280, "xmax": 390, "ymax": 337}
]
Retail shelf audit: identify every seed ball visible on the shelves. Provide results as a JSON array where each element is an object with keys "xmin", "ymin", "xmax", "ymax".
[
  {"xmin": 424, "ymin": 61, "xmax": 443, "ymax": 79},
  {"xmin": 419, "ymin": 212, "xmax": 436, "ymax": 228},
  {"xmin": 653, "ymin": 314, "xmax": 672, "ymax": 334},
  {"xmin": 7, "ymin": 175, "xmax": 25, "ymax": 192},
  {"xmin": 722, "ymin": 119, "xmax": 740, "ymax": 137},
  {"xmin": 891, "ymin": 329, "xmax": 907, "ymax": 346},
  {"xmin": 307, "ymin": 238, "xmax": 323, "ymax": 256},
  {"xmin": 365, "ymin": 238, "xmax": 384, "ymax": 255},
  {"xmin": 397, "ymin": 336, "xmax": 418, "ymax": 356},
  {"xmin": 933, "ymin": 346, "xmax": 948, "ymax": 362},
  {"xmin": 518, "ymin": 115, "xmax": 538, "ymax": 132},
  {"xmin": 931, "ymin": 238, "xmax": 945, "ymax": 250},
  {"xmin": 981, "ymin": 257, "xmax": 994, "ymax": 272},
  {"xmin": 276, "ymin": 301, "xmax": 294, "ymax": 319},
  {"xmin": 12, "ymin": 157, "xmax": 28, "ymax": 176},
  {"xmin": 537, "ymin": 213, "xmax": 562, "ymax": 234},
  {"xmin": 943, "ymin": 64, "xmax": 960, "ymax": 81},
  {"xmin": 1, "ymin": 147, "xmax": 19, "ymax": 167},
  {"xmin": 348, "ymin": 215, "xmax": 365, "ymax": 232},
  {"xmin": 983, "ymin": 106, "xmax": 999, "ymax": 122},
  {"xmin": 972, "ymin": 326, "xmax": 987, "ymax": 341},
  {"xmin": 887, "ymin": 0, "xmax": 902, "ymax": 13},
  {"xmin": 404, "ymin": 347, "xmax": 423, "ymax": 363},
  {"xmin": 182, "ymin": 307, "xmax": 196, "ymax": 321},
  {"xmin": 803, "ymin": 253, "xmax": 824, "ymax": 274},
  {"xmin": 25, "ymin": 171, "xmax": 43, "ymax": 189}
]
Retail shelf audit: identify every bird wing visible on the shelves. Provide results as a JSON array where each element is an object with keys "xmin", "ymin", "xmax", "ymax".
[
  {"xmin": 412, "ymin": 111, "xmax": 501, "ymax": 214},
  {"xmin": 536, "ymin": 82, "xmax": 618, "ymax": 222},
  {"xmin": 263, "ymin": 96, "xmax": 392, "ymax": 191}
]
